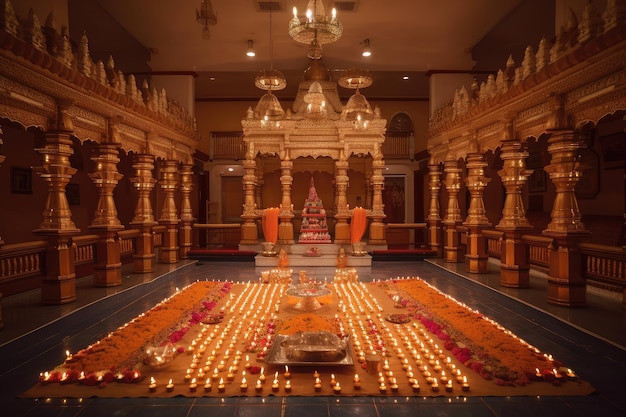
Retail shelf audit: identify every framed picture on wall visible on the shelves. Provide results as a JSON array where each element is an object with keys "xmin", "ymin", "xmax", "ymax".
[
  {"xmin": 383, "ymin": 175, "xmax": 406, "ymax": 223},
  {"xmin": 11, "ymin": 167, "xmax": 32, "ymax": 194}
]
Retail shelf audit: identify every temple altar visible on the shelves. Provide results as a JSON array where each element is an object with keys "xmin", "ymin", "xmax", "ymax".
[{"xmin": 239, "ymin": 60, "xmax": 388, "ymax": 258}]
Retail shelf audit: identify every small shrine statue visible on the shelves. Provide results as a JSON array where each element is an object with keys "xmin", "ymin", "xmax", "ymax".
[
  {"xmin": 278, "ymin": 248, "xmax": 289, "ymax": 268},
  {"xmin": 336, "ymin": 247, "xmax": 348, "ymax": 268}
]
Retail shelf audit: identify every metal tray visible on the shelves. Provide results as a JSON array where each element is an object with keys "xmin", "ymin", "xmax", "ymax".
[{"xmin": 265, "ymin": 334, "xmax": 354, "ymax": 366}]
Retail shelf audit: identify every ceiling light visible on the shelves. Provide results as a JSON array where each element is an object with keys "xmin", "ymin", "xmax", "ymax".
[
  {"xmin": 361, "ymin": 39, "xmax": 372, "ymax": 57},
  {"xmin": 255, "ymin": 5, "xmax": 286, "ymax": 91},
  {"xmin": 289, "ymin": 1, "xmax": 343, "ymax": 47},
  {"xmin": 246, "ymin": 40, "xmax": 256, "ymax": 57},
  {"xmin": 402, "ymin": 75, "xmax": 410, "ymax": 80},
  {"xmin": 196, "ymin": 0, "xmax": 217, "ymax": 40}
]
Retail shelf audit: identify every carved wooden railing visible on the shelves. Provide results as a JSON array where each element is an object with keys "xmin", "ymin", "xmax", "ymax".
[
  {"xmin": 580, "ymin": 243, "xmax": 626, "ymax": 294},
  {"xmin": 209, "ymin": 132, "xmax": 246, "ymax": 161},
  {"xmin": 0, "ymin": 241, "xmax": 47, "ymax": 290},
  {"xmin": 119, "ymin": 229, "xmax": 139, "ymax": 258},
  {"xmin": 385, "ymin": 223, "xmax": 427, "ymax": 247},
  {"xmin": 382, "ymin": 133, "xmax": 413, "ymax": 159},
  {"xmin": 522, "ymin": 235, "xmax": 552, "ymax": 273},
  {"xmin": 192, "ymin": 223, "xmax": 242, "ymax": 248},
  {"xmin": 482, "ymin": 229, "xmax": 503, "ymax": 258}
]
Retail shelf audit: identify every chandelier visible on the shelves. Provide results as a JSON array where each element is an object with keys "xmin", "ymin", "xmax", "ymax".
[
  {"xmin": 255, "ymin": 4, "xmax": 287, "ymax": 91},
  {"xmin": 196, "ymin": 0, "xmax": 217, "ymax": 40},
  {"xmin": 289, "ymin": 0, "xmax": 343, "ymax": 58}
]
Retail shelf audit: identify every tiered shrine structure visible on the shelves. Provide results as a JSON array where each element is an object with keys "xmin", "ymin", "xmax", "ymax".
[{"xmin": 298, "ymin": 178, "xmax": 332, "ymax": 244}]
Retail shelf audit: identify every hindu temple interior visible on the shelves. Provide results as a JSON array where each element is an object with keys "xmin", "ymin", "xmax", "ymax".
[{"xmin": 0, "ymin": 1, "xmax": 625, "ymax": 416}]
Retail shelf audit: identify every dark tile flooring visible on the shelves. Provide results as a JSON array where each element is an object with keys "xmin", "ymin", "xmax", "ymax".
[{"xmin": 0, "ymin": 259, "xmax": 625, "ymax": 417}]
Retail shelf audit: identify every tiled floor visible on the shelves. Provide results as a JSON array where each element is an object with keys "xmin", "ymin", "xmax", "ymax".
[{"xmin": 1, "ymin": 259, "xmax": 625, "ymax": 417}]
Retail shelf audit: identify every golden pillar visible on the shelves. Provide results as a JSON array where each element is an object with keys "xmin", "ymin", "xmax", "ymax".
[
  {"xmin": 278, "ymin": 156, "xmax": 295, "ymax": 244},
  {"xmin": 426, "ymin": 159, "xmax": 443, "ymax": 257},
  {"xmin": 496, "ymin": 137, "xmax": 533, "ymax": 288},
  {"xmin": 463, "ymin": 152, "xmax": 491, "ymax": 273},
  {"xmin": 88, "ymin": 128, "xmax": 124, "ymax": 287},
  {"xmin": 33, "ymin": 101, "xmax": 80, "ymax": 304},
  {"xmin": 129, "ymin": 153, "xmax": 157, "ymax": 273},
  {"xmin": 158, "ymin": 159, "xmax": 180, "ymax": 263},
  {"xmin": 241, "ymin": 151, "xmax": 259, "ymax": 245},
  {"xmin": 442, "ymin": 158, "xmax": 464, "ymax": 262},
  {"xmin": 368, "ymin": 149, "xmax": 386, "ymax": 245},
  {"xmin": 179, "ymin": 163, "xmax": 195, "ymax": 259},
  {"xmin": 543, "ymin": 128, "xmax": 590, "ymax": 307},
  {"xmin": 334, "ymin": 158, "xmax": 350, "ymax": 244}
]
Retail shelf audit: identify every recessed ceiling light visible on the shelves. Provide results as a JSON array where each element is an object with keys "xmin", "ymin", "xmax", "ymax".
[
  {"xmin": 228, "ymin": 167, "xmax": 234, "ymax": 172},
  {"xmin": 402, "ymin": 75, "xmax": 410, "ymax": 80},
  {"xmin": 209, "ymin": 76, "xmax": 216, "ymax": 81}
]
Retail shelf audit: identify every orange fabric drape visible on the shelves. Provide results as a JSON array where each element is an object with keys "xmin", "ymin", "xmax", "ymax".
[
  {"xmin": 350, "ymin": 207, "xmax": 367, "ymax": 244},
  {"xmin": 262, "ymin": 207, "xmax": 279, "ymax": 244}
]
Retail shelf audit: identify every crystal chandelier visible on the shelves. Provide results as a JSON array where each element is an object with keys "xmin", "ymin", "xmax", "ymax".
[
  {"xmin": 196, "ymin": 0, "xmax": 217, "ymax": 40},
  {"xmin": 339, "ymin": 68, "xmax": 374, "ymax": 126},
  {"xmin": 289, "ymin": 0, "xmax": 343, "ymax": 58}
]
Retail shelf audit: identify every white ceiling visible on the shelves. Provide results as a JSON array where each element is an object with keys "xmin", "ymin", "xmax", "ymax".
[{"xmin": 93, "ymin": 0, "xmax": 523, "ymax": 100}]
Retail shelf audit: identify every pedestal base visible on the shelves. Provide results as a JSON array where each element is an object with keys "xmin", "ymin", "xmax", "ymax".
[
  {"xmin": 547, "ymin": 278, "xmax": 586, "ymax": 307},
  {"xmin": 94, "ymin": 263, "xmax": 123, "ymax": 287},
  {"xmin": 500, "ymin": 265, "xmax": 530, "ymax": 288},
  {"xmin": 41, "ymin": 275, "xmax": 77, "ymax": 305},
  {"xmin": 465, "ymin": 254, "xmax": 489, "ymax": 273}
]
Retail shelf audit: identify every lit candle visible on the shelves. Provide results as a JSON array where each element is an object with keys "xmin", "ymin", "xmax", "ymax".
[
  {"xmin": 445, "ymin": 380, "xmax": 453, "ymax": 392},
  {"xmin": 566, "ymin": 368, "xmax": 577, "ymax": 379},
  {"xmin": 333, "ymin": 382, "xmax": 341, "ymax": 394},
  {"xmin": 218, "ymin": 378, "xmax": 225, "ymax": 393},
  {"xmin": 240, "ymin": 377, "xmax": 248, "ymax": 392},
  {"xmin": 431, "ymin": 380, "xmax": 439, "ymax": 392},
  {"xmin": 203, "ymin": 378, "xmax": 212, "ymax": 392},
  {"xmin": 284, "ymin": 379, "xmax": 292, "ymax": 392},
  {"xmin": 255, "ymin": 379, "xmax": 263, "ymax": 392},
  {"xmin": 284, "ymin": 365, "xmax": 291, "ymax": 379},
  {"xmin": 412, "ymin": 381, "xmax": 420, "ymax": 392},
  {"xmin": 259, "ymin": 367, "xmax": 266, "ymax": 382},
  {"xmin": 166, "ymin": 378, "xmax": 174, "ymax": 392},
  {"xmin": 314, "ymin": 377, "xmax": 322, "ymax": 392},
  {"xmin": 189, "ymin": 378, "xmax": 198, "ymax": 392},
  {"xmin": 461, "ymin": 376, "xmax": 470, "ymax": 391},
  {"xmin": 148, "ymin": 377, "xmax": 157, "ymax": 392}
]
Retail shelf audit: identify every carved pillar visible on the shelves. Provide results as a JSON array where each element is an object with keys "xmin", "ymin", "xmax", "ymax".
[
  {"xmin": 278, "ymin": 155, "xmax": 295, "ymax": 244},
  {"xmin": 88, "ymin": 125, "xmax": 124, "ymax": 287},
  {"xmin": 32, "ymin": 101, "xmax": 80, "ymax": 304},
  {"xmin": 0, "ymin": 127, "xmax": 5, "ymax": 328},
  {"xmin": 334, "ymin": 158, "xmax": 350, "ymax": 244},
  {"xmin": 241, "ymin": 152, "xmax": 259, "ymax": 245},
  {"xmin": 129, "ymin": 153, "xmax": 157, "ymax": 273},
  {"xmin": 543, "ymin": 127, "xmax": 590, "ymax": 307},
  {"xmin": 442, "ymin": 158, "xmax": 464, "ymax": 262},
  {"xmin": 496, "ymin": 137, "xmax": 533, "ymax": 288},
  {"xmin": 463, "ymin": 152, "xmax": 491, "ymax": 273},
  {"xmin": 426, "ymin": 159, "xmax": 443, "ymax": 257},
  {"xmin": 179, "ymin": 163, "xmax": 194, "ymax": 259},
  {"xmin": 158, "ymin": 159, "xmax": 180, "ymax": 263},
  {"xmin": 368, "ymin": 150, "xmax": 386, "ymax": 245}
]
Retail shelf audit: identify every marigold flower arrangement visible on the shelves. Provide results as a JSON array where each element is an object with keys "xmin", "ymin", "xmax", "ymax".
[
  {"xmin": 277, "ymin": 313, "xmax": 337, "ymax": 335},
  {"xmin": 375, "ymin": 278, "xmax": 566, "ymax": 386},
  {"xmin": 40, "ymin": 281, "xmax": 231, "ymax": 386}
]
